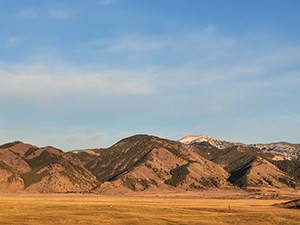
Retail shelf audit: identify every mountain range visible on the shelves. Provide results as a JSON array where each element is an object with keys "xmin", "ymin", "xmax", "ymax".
[{"xmin": 0, "ymin": 134, "xmax": 299, "ymax": 194}]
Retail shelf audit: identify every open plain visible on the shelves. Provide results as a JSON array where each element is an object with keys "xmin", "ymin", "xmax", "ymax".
[{"xmin": 0, "ymin": 195, "xmax": 299, "ymax": 225}]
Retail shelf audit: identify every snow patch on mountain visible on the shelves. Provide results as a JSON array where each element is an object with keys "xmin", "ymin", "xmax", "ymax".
[
  {"xmin": 252, "ymin": 143, "xmax": 300, "ymax": 160},
  {"xmin": 179, "ymin": 134, "xmax": 234, "ymax": 149},
  {"xmin": 179, "ymin": 134, "xmax": 300, "ymax": 160}
]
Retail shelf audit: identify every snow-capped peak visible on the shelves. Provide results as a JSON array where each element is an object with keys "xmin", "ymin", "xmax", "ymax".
[
  {"xmin": 179, "ymin": 134, "xmax": 300, "ymax": 160},
  {"xmin": 179, "ymin": 134, "xmax": 213, "ymax": 144},
  {"xmin": 179, "ymin": 134, "xmax": 233, "ymax": 149}
]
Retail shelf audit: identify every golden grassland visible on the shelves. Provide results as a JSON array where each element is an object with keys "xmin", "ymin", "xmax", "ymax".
[{"xmin": 0, "ymin": 195, "xmax": 299, "ymax": 225}]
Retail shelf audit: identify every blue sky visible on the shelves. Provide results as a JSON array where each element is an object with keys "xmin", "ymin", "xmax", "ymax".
[{"xmin": 0, "ymin": 0, "xmax": 300, "ymax": 150}]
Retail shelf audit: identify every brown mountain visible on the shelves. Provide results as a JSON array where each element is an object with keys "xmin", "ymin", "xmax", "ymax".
[
  {"xmin": 72, "ymin": 135, "xmax": 231, "ymax": 194},
  {"xmin": 180, "ymin": 134, "xmax": 300, "ymax": 160},
  {"xmin": 228, "ymin": 157, "xmax": 296, "ymax": 188},
  {"xmin": 184, "ymin": 141, "xmax": 298, "ymax": 189},
  {"xmin": 0, "ymin": 141, "xmax": 98, "ymax": 193},
  {"xmin": 1, "ymin": 134, "xmax": 299, "ymax": 194}
]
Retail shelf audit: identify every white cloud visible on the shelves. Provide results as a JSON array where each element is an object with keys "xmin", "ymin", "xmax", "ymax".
[
  {"xmin": 89, "ymin": 29, "xmax": 300, "ymax": 94},
  {"xmin": 2, "ymin": 27, "xmax": 299, "ymax": 109},
  {"xmin": 0, "ymin": 64, "xmax": 155, "ymax": 104}
]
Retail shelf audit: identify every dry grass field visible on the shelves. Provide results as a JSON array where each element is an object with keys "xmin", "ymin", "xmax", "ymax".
[{"xmin": 0, "ymin": 195, "xmax": 299, "ymax": 225}]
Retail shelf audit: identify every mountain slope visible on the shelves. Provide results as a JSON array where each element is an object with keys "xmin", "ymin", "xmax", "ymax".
[
  {"xmin": 185, "ymin": 142, "xmax": 298, "ymax": 188},
  {"xmin": 74, "ymin": 135, "xmax": 231, "ymax": 193},
  {"xmin": 273, "ymin": 160, "xmax": 300, "ymax": 182},
  {"xmin": 0, "ymin": 142, "xmax": 99, "ymax": 193},
  {"xmin": 228, "ymin": 157, "xmax": 296, "ymax": 188},
  {"xmin": 0, "ymin": 142, "xmax": 35, "ymax": 192}
]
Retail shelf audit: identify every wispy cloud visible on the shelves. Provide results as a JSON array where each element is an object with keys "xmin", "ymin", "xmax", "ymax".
[
  {"xmin": 0, "ymin": 63, "xmax": 155, "ymax": 105},
  {"xmin": 3, "ymin": 25, "xmax": 300, "ymax": 104},
  {"xmin": 84, "ymin": 26, "xmax": 236, "ymax": 69},
  {"xmin": 84, "ymin": 26, "xmax": 300, "ymax": 93}
]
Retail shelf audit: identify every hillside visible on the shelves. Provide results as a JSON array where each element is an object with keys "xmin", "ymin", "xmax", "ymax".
[
  {"xmin": 72, "ymin": 135, "xmax": 231, "ymax": 194},
  {"xmin": 0, "ymin": 142, "xmax": 98, "ymax": 193},
  {"xmin": 181, "ymin": 140, "xmax": 299, "ymax": 189}
]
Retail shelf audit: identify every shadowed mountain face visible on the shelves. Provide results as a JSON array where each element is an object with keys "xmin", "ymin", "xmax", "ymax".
[{"xmin": 0, "ymin": 134, "xmax": 299, "ymax": 193}]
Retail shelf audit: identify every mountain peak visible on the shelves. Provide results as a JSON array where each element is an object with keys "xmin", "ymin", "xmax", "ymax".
[
  {"xmin": 0, "ymin": 141, "xmax": 24, "ymax": 149},
  {"xmin": 179, "ymin": 134, "xmax": 233, "ymax": 149},
  {"xmin": 179, "ymin": 134, "xmax": 214, "ymax": 143},
  {"xmin": 179, "ymin": 134, "xmax": 300, "ymax": 160}
]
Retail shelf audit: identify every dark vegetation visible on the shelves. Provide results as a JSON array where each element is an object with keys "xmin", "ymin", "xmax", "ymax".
[
  {"xmin": 21, "ymin": 169, "xmax": 49, "ymax": 188},
  {"xmin": 273, "ymin": 160, "xmax": 300, "ymax": 181},
  {"xmin": 199, "ymin": 177, "xmax": 220, "ymax": 188},
  {"xmin": 24, "ymin": 147, "xmax": 39, "ymax": 157},
  {"xmin": 165, "ymin": 163, "xmax": 190, "ymax": 186},
  {"xmin": 0, "ymin": 141, "xmax": 22, "ymax": 149},
  {"xmin": 0, "ymin": 161, "xmax": 13, "ymax": 172}
]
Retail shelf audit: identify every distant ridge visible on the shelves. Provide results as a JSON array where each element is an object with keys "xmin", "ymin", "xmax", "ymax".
[
  {"xmin": 0, "ymin": 134, "xmax": 299, "ymax": 194},
  {"xmin": 179, "ymin": 134, "xmax": 300, "ymax": 160},
  {"xmin": 179, "ymin": 134, "xmax": 235, "ymax": 149}
]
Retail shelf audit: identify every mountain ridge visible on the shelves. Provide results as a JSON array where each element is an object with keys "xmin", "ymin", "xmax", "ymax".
[
  {"xmin": 0, "ymin": 134, "xmax": 299, "ymax": 195},
  {"xmin": 179, "ymin": 134, "xmax": 300, "ymax": 160}
]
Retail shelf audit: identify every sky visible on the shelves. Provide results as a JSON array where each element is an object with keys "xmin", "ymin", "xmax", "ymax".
[{"xmin": 0, "ymin": 0, "xmax": 300, "ymax": 150}]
